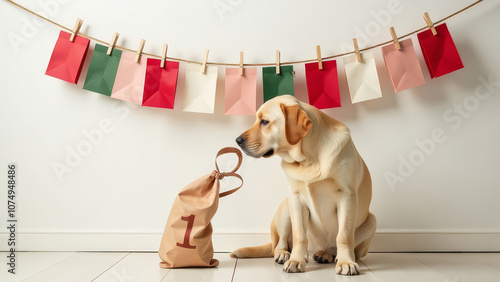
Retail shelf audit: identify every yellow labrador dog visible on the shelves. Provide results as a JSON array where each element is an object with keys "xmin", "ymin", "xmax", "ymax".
[{"xmin": 231, "ymin": 95, "xmax": 376, "ymax": 275}]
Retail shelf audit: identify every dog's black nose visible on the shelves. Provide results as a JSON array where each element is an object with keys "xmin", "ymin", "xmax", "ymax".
[{"xmin": 235, "ymin": 136, "xmax": 246, "ymax": 146}]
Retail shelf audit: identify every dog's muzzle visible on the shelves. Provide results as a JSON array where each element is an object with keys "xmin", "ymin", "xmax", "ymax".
[
  {"xmin": 235, "ymin": 136, "xmax": 246, "ymax": 147},
  {"xmin": 235, "ymin": 136, "xmax": 274, "ymax": 158},
  {"xmin": 235, "ymin": 136, "xmax": 250, "ymax": 155}
]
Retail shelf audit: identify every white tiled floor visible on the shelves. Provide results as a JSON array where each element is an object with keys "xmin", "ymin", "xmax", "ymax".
[{"xmin": 1, "ymin": 252, "xmax": 499, "ymax": 281}]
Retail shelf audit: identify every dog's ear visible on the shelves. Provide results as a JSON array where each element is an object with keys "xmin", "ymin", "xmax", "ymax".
[{"xmin": 280, "ymin": 104, "xmax": 312, "ymax": 145}]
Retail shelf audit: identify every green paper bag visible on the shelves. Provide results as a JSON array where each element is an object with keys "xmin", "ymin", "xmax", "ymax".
[
  {"xmin": 83, "ymin": 44, "xmax": 122, "ymax": 96},
  {"xmin": 262, "ymin": 65, "xmax": 294, "ymax": 102}
]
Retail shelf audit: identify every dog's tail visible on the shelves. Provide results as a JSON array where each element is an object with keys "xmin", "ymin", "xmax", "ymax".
[{"xmin": 230, "ymin": 242, "xmax": 273, "ymax": 258}]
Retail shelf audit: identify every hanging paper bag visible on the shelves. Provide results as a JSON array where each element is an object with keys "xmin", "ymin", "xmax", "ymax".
[
  {"xmin": 45, "ymin": 30, "xmax": 89, "ymax": 84},
  {"xmin": 417, "ymin": 23, "xmax": 464, "ymax": 78},
  {"xmin": 225, "ymin": 68, "xmax": 257, "ymax": 115},
  {"xmin": 262, "ymin": 65, "xmax": 294, "ymax": 102},
  {"xmin": 83, "ymin": 44, "xmax": 122, "ymax": 96},
  {"xmin": 183, "ymin": 63, "xmax": 218, "ymax": 113},
  {"xmin": 111, "ymin": 52, "xmax": 148, "ymax": 104},
  {"xmin": 158, "ymin": 147, "xmax": 243, "ymax": 268},
  {"xmin": 343, "ymin": 51, "xmax": 383, "ymax": 104},
  {"xmin": 305, "ymin": 60, "xmax": 341, "ymax": 109},
  {"xmin": 142, "ymin": 58, "xmax": 180, "ymax": 109},
  {"xmin": 382, "ymin": 38, "xmax": 425, "ymax": 93}
]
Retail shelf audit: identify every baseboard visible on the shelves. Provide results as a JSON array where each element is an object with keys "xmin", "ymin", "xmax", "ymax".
[
  {"xmin": 369, "ymin": 230, "xmax": 500, "ymax": 252},
  {"xmin": 1, "ymin": 231, "xmax": 499, "ymax": 252}
]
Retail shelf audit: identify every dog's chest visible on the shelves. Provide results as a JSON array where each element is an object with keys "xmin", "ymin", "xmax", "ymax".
[
  {"xmin": 283, "ymin": 162, "xmax": 343, "ymax": 239},
  {"xmin": 307, "ymin": 179, "xmax": 340, "ymax": 212},
  {"xmin": 306, "ymin": 179, "xmax": 342, "ymax": 247},
  {"xmin": 295, "ymin": 178, "xmax": 341, "ymax": 234}
]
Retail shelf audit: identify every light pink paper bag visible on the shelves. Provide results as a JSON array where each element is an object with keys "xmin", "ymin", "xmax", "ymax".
[
  {"xmin": 225, "ymin": 68, "xmax": 257, "ymax": 115},
  {"xmin": 111, "ymin": 52, "xmax": 147, "ymax": 104},
  {"xmin": 382, "ymin": 38, "xmax": 425, "ymax": 93}
]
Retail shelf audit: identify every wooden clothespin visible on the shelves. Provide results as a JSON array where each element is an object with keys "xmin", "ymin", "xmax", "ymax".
[
  {"xmin": 316, "ymin": 45, "xmax": 323, "ymax": 70},
  {"xmin": 423, "ymin": 12, "xmax": 437, "ymax": 36},
  {"xmin": 201, "ymin": 49, "xmax": 209, "ymax": 74},
  {"xmin": 106, "ymin": 32, "xmax": 119, "ymax": 56},
  {"xmin": 239, "ymin": 52, "xmax": 244, "ymax": 76},
  {"xmin": 276, "ymin": 50, "xmax": 280, "ymax": 74},
  {"xmin": 70, "ymin": 18, "xmax": 83, "ymax": 42},
  {"xmin": 135, "ymin": 39, "xmax": 145, "ymax": 63},
  {"xmin": 161, "ymin": 44, "xmax": 168, "ymax": 68},
  {"xmin": 389, "ymin": 27, "xmax": 401, "ymax": 50},
  {"xmin": 353, "ymin": 38, "xmax": 361, "ymax": 62}
]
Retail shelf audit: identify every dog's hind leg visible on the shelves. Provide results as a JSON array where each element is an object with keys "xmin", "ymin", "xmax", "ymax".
[
  {"xmin": 313, "ymin": 250, "xmax": 334, "ymax": 264},
  {"xmin": 354, "ymin": 213, "xmax": 377, "ymax": 260}
]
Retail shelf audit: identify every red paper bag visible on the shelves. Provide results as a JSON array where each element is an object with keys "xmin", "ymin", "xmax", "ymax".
[
  {"xmin": 45, "ymin": 30, "xmax": 89, "ymax": 84},
  {"xmin": 143, "ymin": 58, "xmax": 179, "ymax": 109},
  {"xmin": 417, "ymin": 23, "xmax": 464, "ymax": 78},
  {"xmin": 305, "ymin": 60, "xmax": 341, "ymax": 109}
]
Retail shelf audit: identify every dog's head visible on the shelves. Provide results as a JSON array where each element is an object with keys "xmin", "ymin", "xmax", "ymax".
[{"xmin": 236, "ymin": 95, "xmax": 312, "ymax": 158}]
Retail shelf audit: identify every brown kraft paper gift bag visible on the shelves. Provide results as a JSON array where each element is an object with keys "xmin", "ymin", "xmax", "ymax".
[{"xmin": 158, "ymin": 147, "xmax": 243, "ymax": 268}]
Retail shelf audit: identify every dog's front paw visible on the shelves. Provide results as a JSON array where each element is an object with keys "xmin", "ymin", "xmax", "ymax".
[
  {"xmin": 283, "ymin": 259, "xmax": 306, "ymax": 273},
  {"xmin": 335, "ymin": 261, "xmax": 359, "ymax": 275},
  {"xmin": 274, "ymin": 249, "xmax": 290, "ymax": 264}
]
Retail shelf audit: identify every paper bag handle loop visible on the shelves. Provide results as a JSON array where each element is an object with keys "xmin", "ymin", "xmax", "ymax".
[
  {"xmin": 214, "ymin": 147, "xmax": 243, "ymax": 198},
  {"xmin": 218, "ymin": 173, "xmax": 243, "ymax": 198}
]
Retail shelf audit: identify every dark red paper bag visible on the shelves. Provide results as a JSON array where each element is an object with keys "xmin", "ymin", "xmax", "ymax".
[
  {"xmin": 142, "ymin": 58, "xmax": 180, "ymax": 109},
  {"xmin": 45, "ymin": 30, "xmax": 89, "ymax": 84},
  {"xmin": 417, "ymin": 23, "xmax": 464, "ymax": 78},
  {"xmin": 305, "ymin": 60, "xmax": 341, "ymax": 109}
]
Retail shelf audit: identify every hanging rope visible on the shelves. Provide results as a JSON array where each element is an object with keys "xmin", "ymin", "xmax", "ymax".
[{"xmin": 6, "ymin": 0, "xmax": 483, "ymax": 67}]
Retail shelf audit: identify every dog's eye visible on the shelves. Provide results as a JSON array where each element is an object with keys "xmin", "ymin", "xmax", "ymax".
[{"xmin": 260, "ymin": 119, "xmax": 269, "ymax": 126}]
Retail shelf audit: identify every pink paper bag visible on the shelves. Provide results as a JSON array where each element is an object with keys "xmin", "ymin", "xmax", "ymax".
[
  {"xmin": 111, "ymin": 52, "xmax": 147, "ymax": 104},
  {"xmin": 382, "ymin": 38, "xmax": 425, "ymax": 93},
  {"xmin": 225, "ymin": 68, "xmax": 257, "ymax": 115},
  {"xmin": 143, "ymin": 58, "xmax": 180, "ymax": 109},
  {"xmin": 417, "ymin": 23, "xmax": 464, "ymax": 78},
  {"xmin": 45, "ymin": 30, "xmax": 89, "ymax": 84},
  {"xmin": 305, "ymin": 60, "xmax": 341, "ymax": 109}
]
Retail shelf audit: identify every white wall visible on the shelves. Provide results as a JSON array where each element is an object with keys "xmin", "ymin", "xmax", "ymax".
[{"xmin": 1, "ymin": 0, "xmax": 499, "ymax": 252}]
